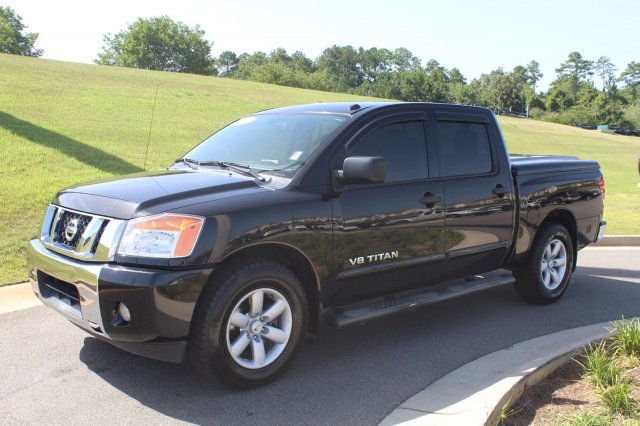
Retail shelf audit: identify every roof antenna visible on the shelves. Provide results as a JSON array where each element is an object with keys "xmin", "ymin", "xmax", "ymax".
[
  {"xmin": 143, "ymin": 82, "xmax": 159, "ymax": 171},
  {"xmin": 349, "ymin": 103, "xmax": 361, "ymax": 111}
]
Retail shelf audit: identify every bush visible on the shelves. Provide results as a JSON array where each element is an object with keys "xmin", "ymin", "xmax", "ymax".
[{"xmin": 611, "ymin": 317, "xmax": 640, "ymax": 358}]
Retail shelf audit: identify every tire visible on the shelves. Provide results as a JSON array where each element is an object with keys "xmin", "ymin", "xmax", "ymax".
[
  {"xmin": 513, "ymin": 223, "xmax": 574, "ymax": 304},
  {"xmin": 189, "ymin": 260, "xmax": 308, "ymax": 389}
]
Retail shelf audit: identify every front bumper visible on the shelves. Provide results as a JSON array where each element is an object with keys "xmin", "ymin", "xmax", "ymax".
[{"xmin": 27, "ymin": 238, "xmax": 213, "ymax": 363}]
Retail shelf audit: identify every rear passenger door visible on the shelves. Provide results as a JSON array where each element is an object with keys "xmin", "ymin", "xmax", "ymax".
[
  {"xmin": 331, "ymin": 112, "xmax": 446, "ymax": 303},
  {"xmin": 433, "ymin": 112, "xmax": 515, "ymax": 276}
]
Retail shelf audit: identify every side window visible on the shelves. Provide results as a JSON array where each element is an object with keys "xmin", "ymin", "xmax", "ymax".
[
  {"xmin": 436, "ymin": 121, "xmax": 493, "ymax": 176},
  {"xmin": 347, "ymin": 121, "xmax": 428, "ymax": 182}
]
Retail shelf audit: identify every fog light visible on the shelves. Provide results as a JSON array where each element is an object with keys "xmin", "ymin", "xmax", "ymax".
[{"xmin": 117, "ymin": 302, "xmax": 131, "ymax": 322}]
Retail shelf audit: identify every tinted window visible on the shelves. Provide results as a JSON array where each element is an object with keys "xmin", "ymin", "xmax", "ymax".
[
  {"xmin": 348, "ymin": 121, "xmax": 428, "ymax": 182},
  {"xmin": 436, "ymin": 121, "xmax": 493, "ymax": 176}
]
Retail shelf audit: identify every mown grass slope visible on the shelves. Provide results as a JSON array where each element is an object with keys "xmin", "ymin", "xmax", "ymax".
[
  {"xmin": 500, "ymin": 116, "xmax": 640, "ymax": 236},
  {"xmin": 1, "ymin": 54, "xmax": 638, "ymax": 284},
  {"xmin": 0, "ymin": 54, "xmax": 380, "ymax": 284}
]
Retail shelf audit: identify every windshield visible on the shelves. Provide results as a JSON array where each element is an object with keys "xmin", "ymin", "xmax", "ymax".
[{"xmin": 181, "ymin": 113, "xmax": 348, "ymax": 177}]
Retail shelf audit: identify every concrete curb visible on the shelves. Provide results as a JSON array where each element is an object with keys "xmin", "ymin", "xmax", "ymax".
[
  {"xmin": 379, "ymin": 322, "xmax": 616, "ymax": 426},
  {"xmin": 0, "ymin": 282, "xmax": 40, "ymax": 315},
  {"xmin": 594, "ymin": 235, "xmax": 640, "ymax": 247}
]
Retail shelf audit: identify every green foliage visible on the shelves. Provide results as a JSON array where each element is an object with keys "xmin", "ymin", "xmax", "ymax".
[
  {"xmin": 0, "ymin": 6, "xmax": 42, "ymax": 56},
  {"xmin": 95, "ymin": 16, "xmax": 215, "ymax": 75},
  {"xmin": 556, "ymin": 51, "xmax": 595, "ymax": 83},
  {"xmin": 491, "ymin": 396, "xmax": 520, "ymax": 426},
  {"xmin": 595, "ymin": 56, "xmax": 617, "ymax": 93},
  {"xmin": 600, "ymin": 382, "xmax": 637, "ymax": 417},
  {"xmin": 619, "ymin": 62, "xmax": 640, "ymax": 102},
  {"xmin": 316, "ymin": 45, "xmax": 364, "ymax": 92},
  {"xmin": 623, "ymin": 103, "xmax": 640, "ymax": 128},
  {"xmin": 526, "ymin": 60, "xmax": 543, "ymax": 92},
  {"xmin": 594, "ymin": 93, "xmax": 628, "ymax": 126},
  {"xmin": 579, "ymin": 341, "xmax": 622, "ymax": 390},
  {"xmin": 209, "ymin": 44, "xmax": 635, "ymax": 125},
  {"xmin": 578, "ymin": 330, "xmax": 640, "ymax": 418},
  {"xmin": 542, "ymin": 107, "xmax": 594, "ymax": 126},
  {"xmin": 216, "ymin": 50, "xmax": 238, "ymax": 76},
  {"xmin": 537, "ymin": 53, "xmax": 631, "ymax": 127},
  {"xmin": 475, "ymin": 67, "xmax": 529, "ymax": 112},
  {"xmin": 610, "ymin": 318, "xmax": 640, "ymax": 358},
  {"xmin": 556, "ymin": 411, "xmax": 619, "ymax": 426}
]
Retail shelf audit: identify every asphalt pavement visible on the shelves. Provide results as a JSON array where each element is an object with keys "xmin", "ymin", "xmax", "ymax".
[{"xmin": 1, "ymin": 247, "xmax": 639, "ymax": 425}]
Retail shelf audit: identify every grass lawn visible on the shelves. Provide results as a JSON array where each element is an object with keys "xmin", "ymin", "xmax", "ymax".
[
  {"xmin": 1, "ymin": 54, "xmax": 638, "ymax": 285},
  {"xmin": 500, "ymin": 117, "xmax": 640, "ymax": 237}
]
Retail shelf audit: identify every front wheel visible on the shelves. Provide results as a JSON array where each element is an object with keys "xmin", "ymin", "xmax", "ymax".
[
  {"xmin": 513, "ymin": 223, "xmax": 575, "ymax": 304},
  {"xmin": 189, "ymin": 260, "xmax": 308, "ymax": 389}
]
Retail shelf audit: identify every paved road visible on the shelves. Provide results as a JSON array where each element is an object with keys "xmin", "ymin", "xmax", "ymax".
[{"xmin": 1, "ymin": 248, "xmax": 639, "ymax": 425}]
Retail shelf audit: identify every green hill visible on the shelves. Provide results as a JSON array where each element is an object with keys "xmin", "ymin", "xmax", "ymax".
[{"xmin": 1, "ymin": 54, "xmax": 638, "ymax": 285}]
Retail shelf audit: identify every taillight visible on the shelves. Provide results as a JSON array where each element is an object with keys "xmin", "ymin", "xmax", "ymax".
[{"xmin": 597, "ymin": 176, "xmax": 605, "ymax": 201}]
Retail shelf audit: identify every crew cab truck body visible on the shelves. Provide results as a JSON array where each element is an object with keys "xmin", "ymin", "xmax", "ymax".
[{"xmin": 27, "ymin": 102, "xmax": 606, "ymax": 387}]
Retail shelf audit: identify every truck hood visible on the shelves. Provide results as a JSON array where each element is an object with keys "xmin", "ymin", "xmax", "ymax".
[{"xmin": 54, "ymin": 169, "xmax": 268, "ymax": 219}]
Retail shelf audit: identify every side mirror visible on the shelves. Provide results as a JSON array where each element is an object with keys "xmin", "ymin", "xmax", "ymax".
[{"xmin": 335, "ymin": 156, "xmax": 386, "ymax": 185}]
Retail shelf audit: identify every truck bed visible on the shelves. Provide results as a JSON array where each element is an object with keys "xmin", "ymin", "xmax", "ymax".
[{"xmin": 510, "ymin": 155, "xmax": 600, "ymax": 175}]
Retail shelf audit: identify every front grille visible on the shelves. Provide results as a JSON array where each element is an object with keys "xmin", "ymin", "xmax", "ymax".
[
  {"xmin": 40, "ymin": 204, "xmax": 125, "ymax": 262},
  {"xmin": 38, "ymin": 271, "xmax": 81, "ymax": 317},
  {"xmin": 52, "ymin": 210, "xmax": 92, "ymax": 250}
]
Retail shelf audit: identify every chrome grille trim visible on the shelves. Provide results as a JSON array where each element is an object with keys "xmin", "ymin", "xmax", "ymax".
[{"xmin": 40, "ymin": 204, "xmax": 126, "ymax": 262}]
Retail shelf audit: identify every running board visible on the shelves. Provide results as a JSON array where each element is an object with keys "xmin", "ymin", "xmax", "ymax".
[{"xmin": 326, "ymin": 273, "xmax": 515, "ymax": 328}]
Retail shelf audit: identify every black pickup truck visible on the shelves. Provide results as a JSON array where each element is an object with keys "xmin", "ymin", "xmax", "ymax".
[{"xmin": 27, "ymin": 102, "xmax": 606, "ymax": 388}]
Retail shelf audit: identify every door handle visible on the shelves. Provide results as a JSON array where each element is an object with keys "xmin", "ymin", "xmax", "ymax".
[
  {"xmin": 492, "ymin": 184, "xmax": 509, "ymax": 198},
  {"xmin": 419, "ymin": 194, "xmax": 441, "ymax": 207}
]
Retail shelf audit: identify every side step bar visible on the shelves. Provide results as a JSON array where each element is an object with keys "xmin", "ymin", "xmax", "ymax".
[{"xmin": 326, "ymin": 273, "xmax": 515, "ymax": 328}]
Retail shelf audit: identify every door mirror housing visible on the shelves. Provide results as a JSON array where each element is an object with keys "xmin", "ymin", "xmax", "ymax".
[{"xmin": 335, "ymin": 156, "xmax": 386, "ymax": 185}]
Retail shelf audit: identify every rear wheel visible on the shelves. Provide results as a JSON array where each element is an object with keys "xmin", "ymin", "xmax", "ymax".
[
  {"xmin": 189, "ymin": 260, "xmax": 307, "ymax": 389},
  {"xmin": 513, "ymin": 223, "xmax": 574, "ymax": 304}
]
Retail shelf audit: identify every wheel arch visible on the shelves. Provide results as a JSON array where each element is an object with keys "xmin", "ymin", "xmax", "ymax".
[
  {"xmin": 538, "ymin": 209, "xmax": 578, "ymax": 271},
  {"xmin": 196, "ymin": 242, "xmax": 322, "ymax": 340}
]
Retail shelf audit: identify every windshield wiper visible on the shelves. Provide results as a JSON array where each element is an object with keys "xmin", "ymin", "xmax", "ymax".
[
  {"xmin": 176, "ymin": 158, "xmax": 267, "ymax": 182},
  {"xmin": 176, "ymin": 157, "xmax": 199, "ymax": 170}
]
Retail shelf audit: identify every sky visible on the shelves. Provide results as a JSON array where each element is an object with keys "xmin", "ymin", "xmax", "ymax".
[{"xmin": 4, "ymin": 0, "xmax": 639, "ymax": 92}]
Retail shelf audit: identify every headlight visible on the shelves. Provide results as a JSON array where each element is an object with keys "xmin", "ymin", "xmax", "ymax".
[{"xmin": 117, "ymin": 214, "xmax": 205, "ymax": 258}]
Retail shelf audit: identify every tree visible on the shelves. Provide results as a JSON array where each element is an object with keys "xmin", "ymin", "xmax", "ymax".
[
  {"xmin": 0, "ymin": 6, "xmax": 43, "ymax": 56},
  {"xmin": 619, "ymin": 61, "xmax": 640, "ymax": 102},
  {"xmin": 423, "ymin": 59, "xmax": 449, "ymax": 103},
  {"xmin": 525, "ymin": 60, "xmax": 543, "ymax": 93},
  {"xmin": 291, "ymin": 51, "xmax": 314, "ymax": 73},
  {"xmin": 555, "ymin": 51, "xmax": 594, "ymax": 84},
  {"xmin": 358, "ymin": 47, "xmax": 392, "ymax": 84},
  {"xmin": 390, "ymin": 47, "xmax": 421, "ymax": 73},
  {"xmin": 269, "ymin": 47, "xmax": 292, "ymax": 65},
  {"xmin": 593, "ymin": 92, "xmax": 626, "ymax": 126},
  {"xmin": 216, "ymin": 51, "xmax": 239, "ymax": 76},
  {"xmin": 595, "ymin": 56, "xmax": 616, "ymax": 93},
  {"xmin": 316, "ymin": 45, "xmax": 363, "ymax": 92},
  {"xmin": 477, "ymin": 68, "xmax": 527, "ymax": 112},
  {"xmin": 96, "ymin": 16, "xmax": 215, "ymax": 75},
  {"xmin": 448, "ymin": 68, "xmax": 466, "ymax": 85},
  {"xmin": 511, "ymin": 65, "xmax": 530, "ymax": 113},
  {"xmin": 234, "ymin": 51, "xmax": 267, "ymax": 79}
]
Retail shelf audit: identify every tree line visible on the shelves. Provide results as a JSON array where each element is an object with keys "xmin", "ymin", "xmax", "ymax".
[
  {"xmin": 213, "ymin": 48, "xmax": 639, "ymax": 129},
  {"xmin": 3, "ymin": 7, "xmax": 639, "ymax": 128}
]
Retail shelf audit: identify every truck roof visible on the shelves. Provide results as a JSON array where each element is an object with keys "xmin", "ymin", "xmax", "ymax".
[{"xmin": 257, "ymin": 102, "xmax": 490, "ymax": 116}]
